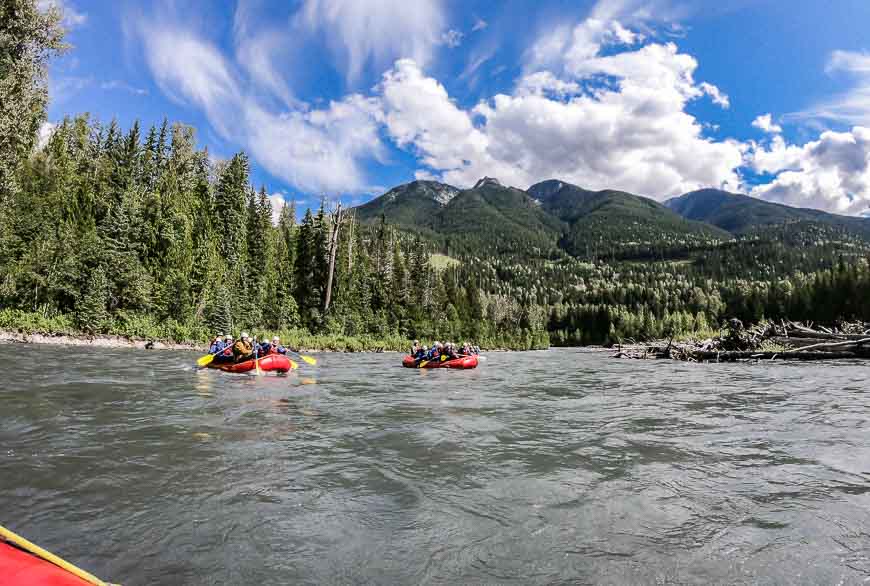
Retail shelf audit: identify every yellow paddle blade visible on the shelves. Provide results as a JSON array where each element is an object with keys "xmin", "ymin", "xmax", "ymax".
[
  {"xmin": 418, "ymin": 360, "xmax": 429, "ymax": 368},
  {"xmin": 441, "ymin": 354, "xmax": 447, "ymax": 361},
  {"xmin": 289, "ymin": 360, "xmax": 299, "ymax": 370},
  {"xmin": 197, "ymin": 353, "xmax": 216, "ymax": 367},
  {"xmin": 299, "ymin": 354, "xmax": 317, "ymax": 365}
]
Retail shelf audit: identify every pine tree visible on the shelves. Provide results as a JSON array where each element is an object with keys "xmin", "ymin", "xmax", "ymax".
[{"xmin": 76, "ymin": 266, "xmax": 110, "ymax": 333}]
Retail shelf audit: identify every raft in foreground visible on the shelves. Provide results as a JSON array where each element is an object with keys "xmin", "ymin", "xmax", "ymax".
[
  {"xmin": 0, "ymin": 540, "xmax": 105, "ymax": 586},
  {"xmin": 206, "ymin": 354, "xmax": 294, "ymax": 373},
  {"xmin": 402, "ymin": 355, "xmax": 479, "ymax": 369}
]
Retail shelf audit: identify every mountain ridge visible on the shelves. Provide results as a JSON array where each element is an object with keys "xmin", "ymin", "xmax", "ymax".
[{"xmin": 353, "ymin": 178, "xmax": 870, "ymax": 257}]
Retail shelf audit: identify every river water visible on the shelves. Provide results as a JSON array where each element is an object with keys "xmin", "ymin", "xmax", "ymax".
[{"xmin": 1, "ymin": 345, "xmax": 869, "ymax": 585}]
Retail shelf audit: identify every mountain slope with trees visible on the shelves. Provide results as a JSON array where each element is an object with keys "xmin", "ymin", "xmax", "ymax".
[
  {"xmin": 666, "ymin": 188, "xmax": 870, "ymax": 238},
  {"xmin": 528, "ymin": 180, "xmax": 730, "ymax": 259}
]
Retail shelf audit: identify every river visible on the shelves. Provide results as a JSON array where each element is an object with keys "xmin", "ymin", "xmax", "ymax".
[{"xmin": 1, "ymin": 345, "xmax": 869, "ymax": 584}]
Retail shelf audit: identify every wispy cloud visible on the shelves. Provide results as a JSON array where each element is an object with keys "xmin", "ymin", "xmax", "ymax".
[
  {"xmin": 49, "ymin": 75, "xmax": 92, "ymax": 103},
  {"xmin": 440, "ymin": 29, "xmax": 464, "ymax": 49},
  {"xmin": 100, "ymin": 80, "xmax": 148, "ymax": 96},
  {"xmin": 296, "ymin": 0, "xmax": 446, "ymax": 84},
  {"xmin": 38, "ymin": 0, "xmax": 86, "ymax": 27},
  {"xmin": 791, "ymin": 50, "xmax": 870, "ymax": 126},
  {"xmin": 471, "ymin": 17, "xmax": 488, "ymax": 32},
  {"xmin": 134, "ymin": 12, "xmax": 385, "ymax": 193}
]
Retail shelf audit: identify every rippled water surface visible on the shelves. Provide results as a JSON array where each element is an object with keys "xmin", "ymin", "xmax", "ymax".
[{"xmin": 2, "ymin": 345, "xmax": 870, "ymax": 584}]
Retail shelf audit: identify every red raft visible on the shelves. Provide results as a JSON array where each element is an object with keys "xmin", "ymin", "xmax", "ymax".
[
  {"xmin": 207, "ymin": 354, "xmax": 294, "ymax": 374},
  {"xmin": 402, "ymin": 355, "xmax": 479, "ymax": 369},
  {"xmin": 0, "ymin": 541, "xmax": 93, "ymax": 586}
]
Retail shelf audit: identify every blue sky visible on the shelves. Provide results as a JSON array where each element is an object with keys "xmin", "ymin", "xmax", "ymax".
[{"xmin": 44, "ymin": 0, "xmax": 870, "ymax": 215}]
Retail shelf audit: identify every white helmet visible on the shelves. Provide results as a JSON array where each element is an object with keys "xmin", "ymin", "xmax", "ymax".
[
  {"xmin": 241, "ymin": 332, "xmax": 249, "ymax": 339},
  {"xmin": 226, "ymin": 334, "xmax": 234, "ymax": 341},
  {"xmin": 272, "ymin": 336, "xmax": 280, "ymax": 343}
]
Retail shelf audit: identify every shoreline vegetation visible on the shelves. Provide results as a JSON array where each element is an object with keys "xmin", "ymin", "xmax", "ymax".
[{"xmin": 0, "ymin": 309, "xmax": 535, "ymax": 352}]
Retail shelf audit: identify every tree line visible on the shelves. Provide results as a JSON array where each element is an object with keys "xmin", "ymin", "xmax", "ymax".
[{"xmin": 0, "ymin": 115, "xmax": 549, "ymax": 349}]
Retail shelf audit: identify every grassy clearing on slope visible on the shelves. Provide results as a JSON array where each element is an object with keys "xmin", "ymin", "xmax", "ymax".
[{"xmin": 429, "ymin": 254, "xmax": 460, "ymax": 270}]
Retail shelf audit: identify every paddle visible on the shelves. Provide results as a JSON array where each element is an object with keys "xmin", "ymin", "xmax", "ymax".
[
  {"xmin": 253, "ymin": 338, "xmax": 262, "ymax": 376},
  {"xmin": 286, "ymin": 349, "xmax": 317, "ymax": 365}
]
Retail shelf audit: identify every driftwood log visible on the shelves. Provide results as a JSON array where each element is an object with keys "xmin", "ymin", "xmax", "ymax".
[
  {"xmin": 691, "ymin": 351, "xmax": 861, "ymax": 362},
  {"xmin": 614, "ymin": 320, "xmax": 870, "ymax": 363}
]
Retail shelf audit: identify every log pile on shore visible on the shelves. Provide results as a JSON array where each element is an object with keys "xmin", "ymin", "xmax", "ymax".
[{"xmin": 613, "ymin": 320, "xmax": 870, "ymax": 362}]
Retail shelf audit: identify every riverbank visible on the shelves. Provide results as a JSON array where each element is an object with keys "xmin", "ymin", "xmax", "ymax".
[
  {"xmin": 0, "ymin": 330, "xmax": 203, "ymax": 350},
  {"xmin": 613, "ymin": 320, "xmax": 870, "ymax": 362},
  {"xmin": 0, "ymin": 309, "xmax": 548, "ymax": 352},
  {"xmin": 0, "ymin": 330, "xmax": 535, "ymax": 353},
  {"xmin": 0, "ymin": 330, "xmax": 412, "ymax": 353}
]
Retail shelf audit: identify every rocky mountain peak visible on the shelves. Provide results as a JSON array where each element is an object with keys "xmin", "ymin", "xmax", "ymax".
[{"xmin": 474, "ymin": 177, "xmax": 502, "ymax": 189}]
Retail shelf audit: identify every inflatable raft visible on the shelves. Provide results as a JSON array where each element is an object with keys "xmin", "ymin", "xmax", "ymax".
[
  {"xmin": 207, "ymin": 354, "xmax": 294, "ymax": 373},
  {"xmin": 0, "ymin": 541, "xmax": 98, "ymax": 586},
  {"xmin": 402, "ymin": 355, "xmax": 479, "ymax": 369}
]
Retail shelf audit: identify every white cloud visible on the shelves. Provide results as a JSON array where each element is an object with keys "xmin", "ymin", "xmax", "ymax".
[
  {"xmin": 244, "ymin": 96, "xmax": 385, "ymax": 193},
  {"xmin": 440, "ymin": 29, "xmax": 464, "ymax": 49},
  {"xmin": 380, "ymin": 59, "xmax": 488, "ymax": 174},
  {"xmin": 297, "ymin": 0, "xmax": 445, "ymax": 83},
  {"xmin": 136, "ymin": 20, "xmax": 384, "ymax": 194},
  {"xmin": 38, "ymin": 0, "xmax": 86, "ymax": 27},
  {"xmin": 36, "ymin": 122, "xmax": 56, "ymax": 150},
  {"xmin": 700, "ymin": 82, "xmax": 729, "ymax": 109},
  {"xmin": 268, "ymin": 193, "xmax": 288, "ymax": 225},
  {"xmin": 750, "ymin": 127, "xmax": 870, "ymax": 215},
  {"xmin": 471, "ymin": 17, "xmax": 488, "ymax": 32},
  {"xmin": 746, "ymin": 50, "xmax": 870, "ymax": 215},
  {"xmin": 752, "ymin": 113, "xmax": 782, "ymax": 134},
  {"xmin": 378, "ymin": 11, "xmax": 744, "ymax": 199},
  {"xmin": 516, "ymin": 72, "xmax": 581, "ymax": 98}
]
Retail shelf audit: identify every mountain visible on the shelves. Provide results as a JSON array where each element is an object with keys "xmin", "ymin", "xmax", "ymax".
[
  {"xmin": 528, "ymin": 180, "xmax": 730, "ymax": 257},
  {"xmin": 354, "ymin": 177, "xmax": 564, "ymax": 254},
  {"xmin": 666, "ymin": 188, "xmax": 870, "ymax": 238},
  {"xmin": 354, "ymin": 180, "xmax": 459, "ymax": 230},
  {"xmin": 435, "ymin": 177, "xmax": 564, "ymax": 254},
  {"xmin": 354, "ymin": 178, "xmax": 870, "ymax": 261}
]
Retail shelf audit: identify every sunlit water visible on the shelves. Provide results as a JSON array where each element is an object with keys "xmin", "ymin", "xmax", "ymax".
[{"xmin": 1, "ymin": 345, "xmax": 869, "ymax": 585}]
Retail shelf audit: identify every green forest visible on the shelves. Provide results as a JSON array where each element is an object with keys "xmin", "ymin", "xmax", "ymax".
[
  {"xmin": 0, "ymin": 114, "xmax": 550, "ymax": 349},
  {"xmin": 3, "ymin": 1, "xmax": 870, "ymax": 351}
]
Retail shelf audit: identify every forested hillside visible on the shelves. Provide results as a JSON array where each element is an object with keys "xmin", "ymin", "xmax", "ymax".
[
  {"xmin": 0, "ymin": 116, "xmax": 548, "ymax": 349},
  {"xmin": 355, "ymin": 177, "xmax": 870, "ymax": 346},
  {"xmin": 4, "ymin": 115, "xmax": 870, "ymax": 349}
]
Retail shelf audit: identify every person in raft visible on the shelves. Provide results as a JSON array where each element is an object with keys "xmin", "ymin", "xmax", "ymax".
[
  {"xmin": 259, "ymin": 336, "xmax": 288, "ymax": 356},
  {"xmin": 410, "ymin": 341, "xmax": 479, "ymax": 361},
  {"xmin": 232, "ymin": 333, "xmax": 255, "ymax": 362},
  {"xmin": 211, "ymin": 334, "xmax": 234, "ymax": 364},
  {"xmin": 209, "ymin": 333, "xmax": 226, "ymax": 354}
]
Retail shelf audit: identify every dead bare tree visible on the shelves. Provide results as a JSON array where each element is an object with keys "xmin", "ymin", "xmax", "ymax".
[{"xmin": 324, "ymin": 203, "xmax": 343, "ymax": 313}]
